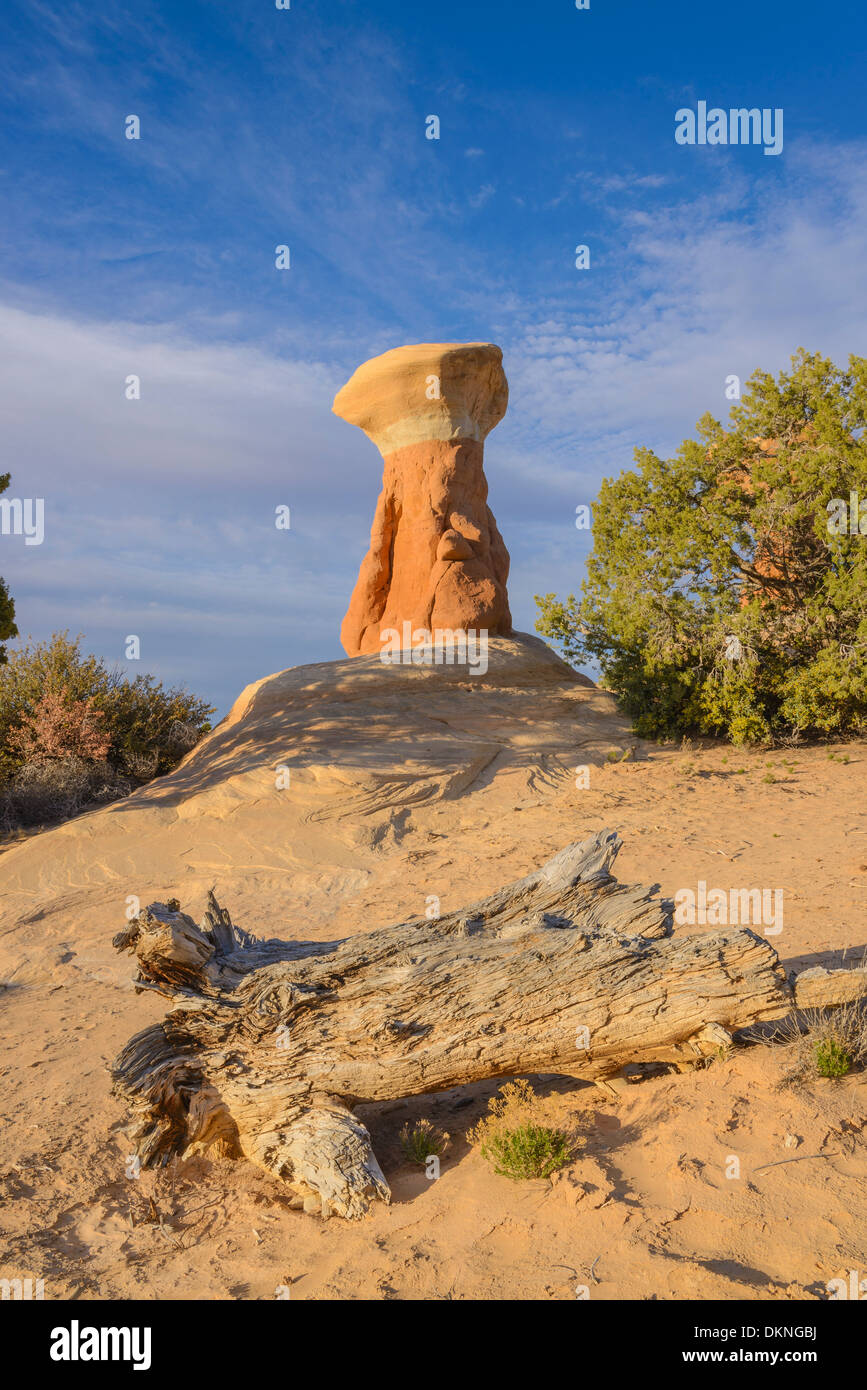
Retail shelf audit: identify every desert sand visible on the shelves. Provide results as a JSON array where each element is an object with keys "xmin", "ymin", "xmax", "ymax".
[{"xmin": 1, "ymin": 631, "xmax": 866, "ymax": 1301}]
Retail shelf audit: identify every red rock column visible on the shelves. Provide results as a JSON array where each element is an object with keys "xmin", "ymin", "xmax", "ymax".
[{"xmin": 334, "ymin": 342, "xmax": 512, "ymax": 656}]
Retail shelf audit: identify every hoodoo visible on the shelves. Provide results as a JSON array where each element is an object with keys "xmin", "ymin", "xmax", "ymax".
[{"xmin": 335, "ymin": 341, "xmax": 513, "ymax": 655}]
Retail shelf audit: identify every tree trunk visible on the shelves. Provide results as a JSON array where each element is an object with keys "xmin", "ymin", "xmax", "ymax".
[{"xmin": 110, "ymin": 828, "xmax": 867, "ymax": 1218}]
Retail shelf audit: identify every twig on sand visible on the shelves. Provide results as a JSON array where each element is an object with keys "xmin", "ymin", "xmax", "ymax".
[
  {"xmin": 555, "ymin": 1256, "xmax": 601, "ymax": 1285},
  {"xmin": 752, "ymin": 1151, "xmax": 839, "ymax": 1174}
]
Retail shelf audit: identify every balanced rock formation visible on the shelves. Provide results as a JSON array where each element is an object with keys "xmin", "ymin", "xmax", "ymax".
[{"xmin": 335, "ymin": 342, "xmax": 513, "ymax": 656}]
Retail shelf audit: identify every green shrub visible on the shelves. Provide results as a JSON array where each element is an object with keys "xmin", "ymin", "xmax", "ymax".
[
  {"xmin": 478, "ymin": 1122, "xmax": 573, "ymax": 1181},
  {"xmin": 467, "ymin": 1079, "xmax": 574, "ymax": 1181},
  {"xmin": 814, "ymin": 1037, "xmax": 852, "ymax": 1079}
]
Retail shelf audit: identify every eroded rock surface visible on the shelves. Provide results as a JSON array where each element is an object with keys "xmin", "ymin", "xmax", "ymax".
[{"xmin": 335, "ymin": 342, "xmax": 512, "ymax": 655}]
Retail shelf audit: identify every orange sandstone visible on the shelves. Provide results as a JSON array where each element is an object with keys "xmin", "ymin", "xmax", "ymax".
[{"xmin": 335, "ymin": 342, "xmax": 512, "ymax": 656}]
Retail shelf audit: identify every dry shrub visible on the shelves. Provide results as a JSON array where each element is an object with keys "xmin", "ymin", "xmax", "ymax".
[
  {"xmin": 8, "ymin": 689, "xmax": 110, "ymax": 763},
  {"xmin": 399, "ymin": 1118, "xmax": 450, "ymax": 1166},
  {"xmin": 0, "ymin": 757, "xmax": 131, "ymax": 833}
]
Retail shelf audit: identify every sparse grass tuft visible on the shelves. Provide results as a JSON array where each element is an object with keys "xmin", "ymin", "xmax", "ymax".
[
  {"xmin": 399, "ymin": 1118, "xmax": 450, "ymax": 1166},
  {"xmin": 604, "ymin": 745, "xmax": 636, "ymax": 764}
]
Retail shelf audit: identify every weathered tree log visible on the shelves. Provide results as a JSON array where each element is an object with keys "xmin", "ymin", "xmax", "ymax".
[{"xmin": 110, "ymin": 829, "xmax": 867, "ymax": 1218}]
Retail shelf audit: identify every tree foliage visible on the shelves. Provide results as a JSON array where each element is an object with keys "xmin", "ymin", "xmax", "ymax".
[
  {"xmin": 536, "ymin": 350, "xmax": 867, "ymax": 743},
  {"xmin": 0, "ymin": 472, "xmax": 19, "ymax": 663}
]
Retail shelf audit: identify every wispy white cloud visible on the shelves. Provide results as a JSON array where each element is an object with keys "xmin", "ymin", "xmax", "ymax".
[{"xmin": 468, "ymin": 184, "xmax": 496, "ymax": 209}]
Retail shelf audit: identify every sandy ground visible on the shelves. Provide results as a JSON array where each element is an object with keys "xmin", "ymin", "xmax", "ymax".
[{"xmin": 1, "ymin": 633, "xmax": 865, "ymax": 1301}]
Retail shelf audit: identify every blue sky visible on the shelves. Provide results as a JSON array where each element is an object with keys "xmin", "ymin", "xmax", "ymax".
[{"xmin": 1, "ymin": 0, "xmax": 866, "ymax": 713}]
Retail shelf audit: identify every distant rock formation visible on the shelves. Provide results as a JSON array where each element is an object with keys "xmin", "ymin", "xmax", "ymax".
[{"xmin": 335, "ymin": 342, "xmax": 513, "ymax": 656}]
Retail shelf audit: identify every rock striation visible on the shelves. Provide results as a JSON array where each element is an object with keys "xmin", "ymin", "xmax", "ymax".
[{"xmin": 335, "ymin": 342, "xmax": 512, "ymax": 655}]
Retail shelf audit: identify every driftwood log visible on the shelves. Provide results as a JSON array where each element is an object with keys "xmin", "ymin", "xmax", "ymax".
[{"xmin": 111, "ymin": 829, "xmax": 867, "ymax": 1218}]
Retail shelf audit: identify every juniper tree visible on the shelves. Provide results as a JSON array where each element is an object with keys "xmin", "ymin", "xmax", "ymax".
[{"xmin": 536, "ymin": 350, "xmax": 867, "ymax": 743}]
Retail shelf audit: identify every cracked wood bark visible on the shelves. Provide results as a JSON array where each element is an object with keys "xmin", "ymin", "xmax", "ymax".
[{"xmin": 110, "ymin": 828, "xmax": 867, "ymax": 1219}]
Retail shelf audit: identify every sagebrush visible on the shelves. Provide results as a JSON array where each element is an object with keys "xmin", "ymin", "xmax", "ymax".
[{"xmin": 467, "ymin": 1079, "xmax": 575, "ymax": 1180}]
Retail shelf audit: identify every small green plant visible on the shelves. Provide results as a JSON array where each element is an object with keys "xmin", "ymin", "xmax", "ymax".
[
  {"xmin": 762, "ymin": 771, "xmax": 776, "ymax": 784},
  {"xmin": 467, "ymin": 1079, "xmax": 574, "ymax": 1181},
  {"xmin": 776, "ymin": 1002, "xmax": 867, "ymax": 1088},
  {"xmin": 700, "ymin": 1043, "xmax": 731, "ymax": 1070},
  {"xmin": 814, "ymin": 1037, "xmax": 852, "ymax": 1079},
  {"xmin": 479, "ymin": 1124, "xmax": 572, "ymax": 1180},
  {"xmin": 399, "ymin": 1118, "xmax": 450, "ymax": 1166}
]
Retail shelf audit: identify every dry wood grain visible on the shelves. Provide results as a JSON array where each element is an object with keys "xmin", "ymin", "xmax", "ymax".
[{"xmin": 111, "ymin": 828, "xmax": 867, "ymax": 1218}]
